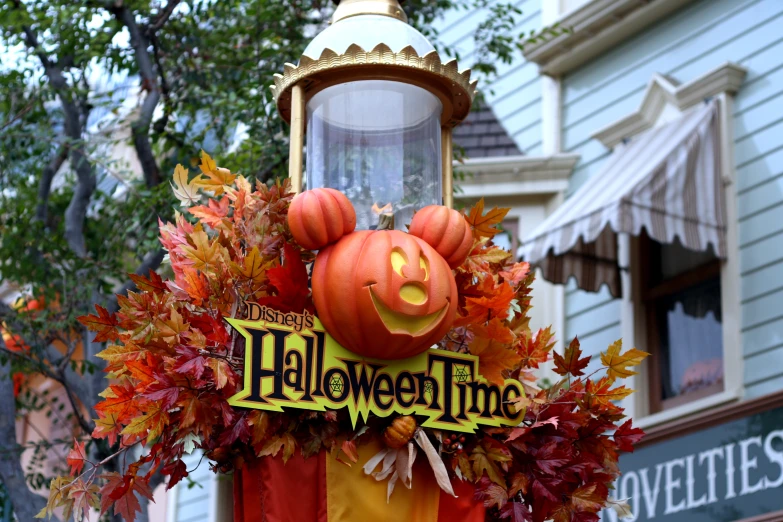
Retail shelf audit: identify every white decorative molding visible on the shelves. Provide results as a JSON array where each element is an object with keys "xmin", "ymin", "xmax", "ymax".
[
  {"xmin": 454, "ymin": 153, "xmax": 580, "ymax": 199},
  {"xmin": 523, "ymin": 0, "xmax": 702, "ymax": 76},
  {"xmin": 591, "ymin": 62, "xmax": 747, "ymax": 148}
]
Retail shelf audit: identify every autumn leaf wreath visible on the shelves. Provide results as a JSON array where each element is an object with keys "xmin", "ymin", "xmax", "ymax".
[{"xmin": 40, "ymin": 152, "xmax": 648, "ymax": 522}]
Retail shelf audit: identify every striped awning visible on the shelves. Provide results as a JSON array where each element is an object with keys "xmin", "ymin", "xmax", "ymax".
[{"xmin": 520, "ymin": 100, "xmax": 725, "ymax": 297}]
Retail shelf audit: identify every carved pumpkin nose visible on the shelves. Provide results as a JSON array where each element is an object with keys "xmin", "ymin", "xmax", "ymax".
[{"xmin": 399, "ymin": 282, "xmax": 427, "ymax": 305}]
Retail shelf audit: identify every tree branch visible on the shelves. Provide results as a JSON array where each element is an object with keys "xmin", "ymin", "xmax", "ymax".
[
  {"xmin": 110, "ymin": 4, "xmax": 162, "ymax": 188},
  {"xmin": 148, "ymin": 0, "xmax": 182, "ymax": 33},
  {"xmin": 34, "ymin": 145, "xmax": 68, "ymax": 224},
  {"xmin": 0, "ymin": 341, "xmax": 47, "ymax": 520},
  {"xmin": 0, "ymin": 302, "xmax": 95, "ymax": 432},
  {"xmin": 16, "ymin": 6, "xmax": 96, "ymax": 258}
]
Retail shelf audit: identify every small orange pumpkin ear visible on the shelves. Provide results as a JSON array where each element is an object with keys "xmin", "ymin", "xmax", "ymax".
[
  {"xmin": 408, "ymin": 205, "xmax": 472, "ymax": 269},
  {"xmin": 288, "ymin": 188, "xmax": 356, "ymax": 250}
]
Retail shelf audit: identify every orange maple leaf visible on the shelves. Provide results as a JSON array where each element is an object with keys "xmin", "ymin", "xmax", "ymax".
[
  {"xmin": 499, "ymin": 262, "xmax": 531, "ymax": 286},
  {"xmin": 470, "ymin": 337, "xmax": 521, "ymax": 385},
  {"xmin": 181, "ymin": 229, "xmax": 223, "ymax": 271},
  {"xmin": 181, "ymin": 267, "xmax": 210, "ymax": 306},
  {"xmin": 470, "ymin": 318, "xmax": 515, "ymax": 344},
  {"xmin": 196, "ymin": 151, "xmax": 236, "ymax": 195},
  {"xmin": 189, "ymin": 197, "xmax": 230, "ymax": 229},
  {"xmin": 516, "ymin": 327, "xmax": 555, "ymax": 369},
  {"xmin": 465, "ymin": 198, "xmax": 510, "ymax": 239},
  {"xmin": 458, "ymin": 279, "xmax": 515, "ymax": 327},
  {"xmin": 586, "ymin": 376, "xmax": 634, "ymax": 407}
]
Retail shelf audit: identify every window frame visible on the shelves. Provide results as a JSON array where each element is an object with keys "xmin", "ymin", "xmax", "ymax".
[{"xmin": 638, "ymin": 232, "xmax": 724, "ymax": 413}]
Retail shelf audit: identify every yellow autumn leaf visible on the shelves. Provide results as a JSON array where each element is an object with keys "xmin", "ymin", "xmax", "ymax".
[
  {"xmin": 208, "ymin": 358, "xmax": 231, "ymax": 389},
  {"xmin": 197, "ymin": 151, "xmax": 236, "ymax": 194},
  {"xmin": 600, "ymin": 339, "xmax": 649, "ymax": 380},
  {"xmin": 235, "ymin": 246, "xmax": 272, "ymax": 284},
  {"xmin": 181, "ymin": 229, "xmax": 223, "ymax": 270},
  {"xmin": 470, "ymin": 440, "xmax": 509, "ymax": 488},
  {"xmin": 121, "ymin": 404, "xmax": 168, "ymax": 441},
  {"xmin": 170, "ymin": 164, "xmax": 203, "ymax": 206},
  {"xmin": 156, "ymin": 308, "xmax": 189, "ymax": 344}
]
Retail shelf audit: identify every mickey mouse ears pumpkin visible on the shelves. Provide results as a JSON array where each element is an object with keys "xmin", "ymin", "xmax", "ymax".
[
  {"xmin": 287, "ymin": 188, "xmax": 468, "ymax": 359},
  {"xmin": 288, "ymin": 189, "xmax": 356, "ymax": 250}
]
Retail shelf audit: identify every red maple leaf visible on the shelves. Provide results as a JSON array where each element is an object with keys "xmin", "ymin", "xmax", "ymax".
[
  {"xmin": 499, "ymin": 501, "xmax": 532, "ymax": 522},
  {"xmin": 173, "ymin": 345, "xmax": 209, "ymax": 379},
  {"xmin": 474, "ymin": 475, "xmax": 509, "ymax": 510},
  {"xmin": 128, "ymin": 270, "xmax": 167, "ymax": 295},
  {"xmin": 614, "ymin": 420, "xmax": 645, "ymax": 452},
  {"xmin": 532, "ymin": 442, "xmax": 570, "ymax": 475},
  {"xmin": 553, "ymin": 337, "xmax": 590, "ymax": 377},
  {"xmin": 77, "ymin": 304, "xmax": 119, "ymax": 343},
  {"xmin": 67, "ymin": 439, "xmax": 88, "ymax": 475},
  {"xmin": 257, "ymin": 244, "xmax": 312, "ymax": 313},
  {"xmin": 162, "ymin": 459, "xmax": 188, "ymax": 490},
  {"xmin": 101, "ymin": 472, "xmax": 153, "ymax": 521},
  {"xmin": 143, "ymin": 373, "xmax": 181, "ymax": 410}
]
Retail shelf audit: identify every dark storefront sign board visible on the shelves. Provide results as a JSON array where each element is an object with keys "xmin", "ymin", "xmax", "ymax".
[{"xmin": 601, "ymin": 392, "xmax": 783, "ymax": 522}]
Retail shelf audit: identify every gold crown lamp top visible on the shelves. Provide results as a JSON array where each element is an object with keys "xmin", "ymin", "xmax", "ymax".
[
  {"xmin": 273, "ymin": 0, "xmax": 475, "ymax": 128},
  {"xmin": 331, "ymin": 0, "xmax": 407, "ymax": 24}
]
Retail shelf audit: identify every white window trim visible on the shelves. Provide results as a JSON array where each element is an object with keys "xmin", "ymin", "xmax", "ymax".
[
  {"xmin": 453, "ymin": 154, "xmax": 579, "ymax": 199},
  {"xmin": 610, "ymin": 67, "xmax": 747, "ymax": 428},
  {"xmin": 523, "ymin": 0, "xmax": 703, "ymax": 76}
]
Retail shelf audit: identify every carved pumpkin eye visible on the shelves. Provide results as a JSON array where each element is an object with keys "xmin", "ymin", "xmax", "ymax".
[
  {"xmin": 420, "ymin": 256, "xmax": 429, "ymax": 281},
  {"xmin": 391, "ymin": 248, "xmax": 408, "ymax": 276}
]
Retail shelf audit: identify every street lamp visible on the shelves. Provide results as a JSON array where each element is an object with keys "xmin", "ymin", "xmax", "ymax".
[{"xmin": 272, "ymin": 0, "xmax": 477, "ymax": 230}]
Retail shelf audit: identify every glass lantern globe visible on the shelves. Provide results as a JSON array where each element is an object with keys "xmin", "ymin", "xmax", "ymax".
[
  {"xmin": 273, "ymin": 0, "xmax": 476, "ymax": 228},
  {"xmin": 305, "ymin": 80, "xmax": 443, "ymax": 231}
]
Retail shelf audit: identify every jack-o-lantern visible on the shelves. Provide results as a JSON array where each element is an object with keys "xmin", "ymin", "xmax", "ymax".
[
  {"xmin": 312, "ymin": 229, "xmax": 457, "ymax": 359},
  {"xmin": 288, "ymin": 188, "xmax": 463, "ymax": 359}
]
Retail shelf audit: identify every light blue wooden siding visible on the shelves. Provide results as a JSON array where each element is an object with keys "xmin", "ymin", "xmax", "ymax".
[
  {"xmin": 175, "ymin": 452, "xmax": 213, "ymax": 522},
  {"xmin": 433, "ymin": 0, "xmax": 543, "ymax": 154},
  {"xmin": 564, "ymin": 279, "xmax": 621, "ymax": 361},
  {"xmin": 560, "ymin": 0, "xmax": 783, "ymax": 396}
]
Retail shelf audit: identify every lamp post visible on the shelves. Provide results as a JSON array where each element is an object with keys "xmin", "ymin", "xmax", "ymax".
[{"xmin": 272, "ymin": 0, "xmax": 476, "ymax": 230}]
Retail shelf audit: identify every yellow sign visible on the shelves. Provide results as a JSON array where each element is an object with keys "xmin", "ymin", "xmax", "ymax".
[{"xmin": 228, "ymin": 304, "xmax": 525, "ymax": 433}]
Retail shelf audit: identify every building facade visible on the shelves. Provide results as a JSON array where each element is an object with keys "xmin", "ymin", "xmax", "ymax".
[{"xmin": 436, "ymin": 0, "xmax": 783, "ymax": 521}]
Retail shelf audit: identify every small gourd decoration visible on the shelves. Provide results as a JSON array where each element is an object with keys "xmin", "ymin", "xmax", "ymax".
[
  {"xmin": 383, "ymin": 415, "xmax": 418, "ymax": 449},
  {"xmin": 287, "ymin": 188, "xmax": 472, "ymax": 360}
]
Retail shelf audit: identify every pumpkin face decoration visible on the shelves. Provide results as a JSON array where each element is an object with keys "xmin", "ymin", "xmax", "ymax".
[{"xmin": 288, "ymin": 188, "xmax": 471, "ymax": 360}]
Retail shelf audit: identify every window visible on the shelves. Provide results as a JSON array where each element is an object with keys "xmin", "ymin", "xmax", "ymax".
[{"xmin": 640, "ymin": 232, "xmax": 724, "ymax": 413}]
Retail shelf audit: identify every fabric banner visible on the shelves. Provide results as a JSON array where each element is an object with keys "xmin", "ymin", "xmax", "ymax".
[{"xmin": 233, "ymin": 440, "xmax": 486, "ymax": 522}]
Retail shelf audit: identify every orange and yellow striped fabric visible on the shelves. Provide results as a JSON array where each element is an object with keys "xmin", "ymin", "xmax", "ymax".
[{"xmin": 234, "ymin": 442, "xmax": 486, "ymax": 522}]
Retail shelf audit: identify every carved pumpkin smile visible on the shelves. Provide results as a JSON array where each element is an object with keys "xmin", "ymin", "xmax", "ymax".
[{"xmin": 367, "ymin": 285, "xmax": 449, "ymax": 335}]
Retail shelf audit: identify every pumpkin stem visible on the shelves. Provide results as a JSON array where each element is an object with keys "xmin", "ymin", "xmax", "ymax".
[{"xmin": 377, "ymin": 213, "xmax": 395, "ymax": 230}]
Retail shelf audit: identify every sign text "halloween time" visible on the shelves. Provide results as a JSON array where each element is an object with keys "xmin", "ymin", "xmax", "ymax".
[{"xmin": 227, "ymin": 306, "xmax": 525, "ymax": 433}]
